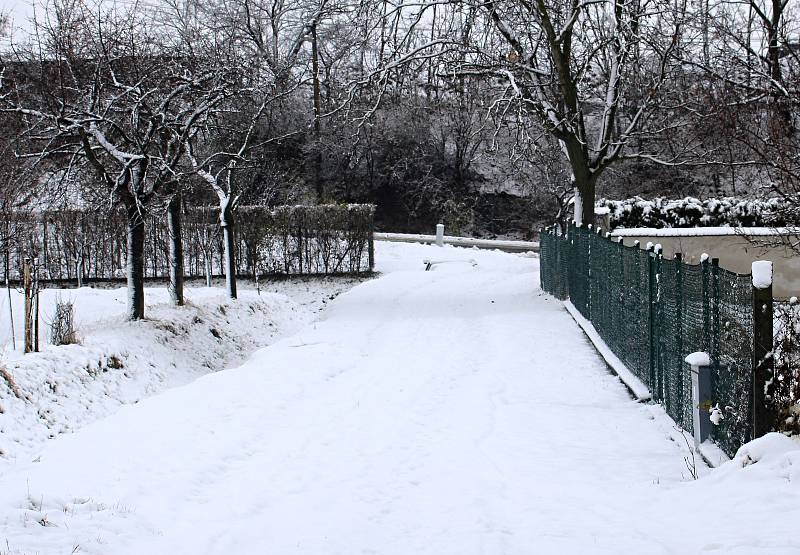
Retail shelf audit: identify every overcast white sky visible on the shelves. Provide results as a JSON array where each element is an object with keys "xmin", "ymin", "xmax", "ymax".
[
  {"xmin": 3, "ymin": 0, "xmax": 37, "ymax": 39},
  {"xmin": 5, "ymin": 0, "xmax": 34, "ymax": 20},
  {"xmin": 3, "ymin": 0, "xmax": 169, "ymax": 42},
  {"xmin": 2, "ymin": 0, "xmax": 147, "ymax": 46},
  {"xmin": 4, "ymin": 0, "xmax": 34, "ymax": 19}
]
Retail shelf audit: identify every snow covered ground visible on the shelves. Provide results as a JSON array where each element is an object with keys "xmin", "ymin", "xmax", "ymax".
[
  {"xmin": 0, "ymin": 277, "xmax": 365, "ymax": 464},
  {"xmin": 0, "ymin": 242, "xmax": 799, "ymax": 554}
]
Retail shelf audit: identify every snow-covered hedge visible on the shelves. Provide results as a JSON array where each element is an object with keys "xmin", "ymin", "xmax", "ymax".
[
  {"xmin": 597, "ymin": 196, "xmax": 799, "ymax": 229},
  {"xmin": 230, "ymin": 204, "xmax": 375, "ymax": 275},
  {"xmin": 1, "ymin": 204, "xmax": 375, "ymax": 282}
]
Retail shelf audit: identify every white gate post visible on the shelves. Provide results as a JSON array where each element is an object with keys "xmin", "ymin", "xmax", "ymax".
[{"xmin": 435, "ymin": 223, "xmax": 444, "ymax": 247}]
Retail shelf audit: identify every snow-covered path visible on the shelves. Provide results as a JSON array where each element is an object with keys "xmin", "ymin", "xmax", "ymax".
[{"xmin": 1, "ymin": 243, "xmax": 798, "ymax": 554}]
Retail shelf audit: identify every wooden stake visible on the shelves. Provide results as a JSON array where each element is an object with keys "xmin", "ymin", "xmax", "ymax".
[
  {"xmin": 33, "ymin": 259, "xmax": 40, "ymax": 352},
  {"xmin": 23, "ymin": 258, "xmax": 32, "ymax": 353}
]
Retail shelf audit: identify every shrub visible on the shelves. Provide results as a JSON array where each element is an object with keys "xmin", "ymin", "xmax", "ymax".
[
  {"xmin": 597, "ymin": 196, "xmax": 800, "ymax": 229},
  {"xmin": 0, "ymin": 204, "xmax": 375, "ymax": 282},
  {"xmin": 49, "ymin": 297, "xmax": 78, "ymax": 346}
]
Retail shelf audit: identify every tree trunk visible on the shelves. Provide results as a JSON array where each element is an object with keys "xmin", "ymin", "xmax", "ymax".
[
  {"xmin": 221, "ymin": 201, "xmax": 237, "ymax": 299},
  {"xmin": 76, "ymin": 246, "xmax": 84, "ymax": 288},
  {"xmin": 126, "ymin": 206, "xmax": 146, "ymax": 320},
  {"xmin": 576, "ymin": 180, "xmax": 596, "ymax": 226},
  {"xmin": 5, "ymin": 253, "xmax": 15, "ymax": 351},
  {"xmin": 167, "ymin": 194, "xmax": 185, "ymax": 306},
  {"xmin": 766, "ymin": 0, "xmax": 790, "ymax": 137},
  {"xmin": 23, "ymin": 259, "xmax": 32, "ymax": 353},
  {"xmin": 311, "ymin": 22, "xmax": 324, "ymax": 201},
  {"xmin": 560, "ymin": 135, "xmax": 596, "ymax": 226},
  {"xmin": 204, "ymin": 252, "xmax": 213, "ymax": 287}
]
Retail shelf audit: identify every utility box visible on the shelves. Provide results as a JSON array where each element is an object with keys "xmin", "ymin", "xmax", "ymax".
[{"xmin": 686, "ymin": 352, "xmax": 713, "ymax": 447}]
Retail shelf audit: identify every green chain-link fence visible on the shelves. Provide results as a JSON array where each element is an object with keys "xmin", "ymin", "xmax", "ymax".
[
  {"xmin": 539, "ymin": 223, "xmax": 756, "ymax": 457},
  {"xmin": 772, "ymin": 300, "xmax": 800, "ymax": 435}
]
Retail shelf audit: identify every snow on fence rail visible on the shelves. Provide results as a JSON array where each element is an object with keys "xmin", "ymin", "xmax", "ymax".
[
  {"xmin": 0, "ymin": 204, "xmax": 375, "ymax": 283},
  {"xmin": 540, "ymin": 222, "xmax": 787, "ymax": 458}
]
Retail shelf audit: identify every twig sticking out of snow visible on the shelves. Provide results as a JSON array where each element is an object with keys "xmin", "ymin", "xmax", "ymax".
[
  {"xmin": 0, "ymin": 365, "xmax": 27, "ymax": 400},
  {"xmin": 675, "ymin": 426, "xmax": 699, "ymax": 480}
]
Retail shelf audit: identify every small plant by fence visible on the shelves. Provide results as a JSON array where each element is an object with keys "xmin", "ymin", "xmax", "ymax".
[
  {"xmin": 1, "ymin": 204, "xmax": 375, "ymax": 283},
  {"xmin": 540, "ymin": 223, "xmax": 789, "ymax": 458}
]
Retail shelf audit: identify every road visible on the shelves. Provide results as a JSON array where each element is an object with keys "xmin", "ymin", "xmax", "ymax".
[{"xmin": 0, "ymin": 242, "xmax": 797, "ymax": 554}]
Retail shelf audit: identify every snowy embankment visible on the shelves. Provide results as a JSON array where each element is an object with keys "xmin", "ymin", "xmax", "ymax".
[
  {"xmin": 0, "ymin": 242, "xmax": 798, "ymax": 554},
  {"xmin": 0, "ymin": 278, "xmax": 364, "ymax": 464}
]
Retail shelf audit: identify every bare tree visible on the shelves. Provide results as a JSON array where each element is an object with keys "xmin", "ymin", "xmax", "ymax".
[
  {"xmin": 167, "ymin": 0, "xmax": 362, "ymax": 297},
  {"xmin": 507, "ymin": 128, "xmax": 573, "ymax": 232},
  {"xmin": 458, "ymin": 0, "xmax": 690, "ymax": 223},
  {"xmin": 1, "ymin": 1, "xmax": 232, "ymax": 318},
  {"xmin": 332, "ymin": 0, "xmax": 694, "ymax": 224},
  {"xmin": 699, "ymin": 0, "xmax": 800, "ymax": 218},
  {"xmin": 0, "ymin": 10, "xmax": 9, "ymax": 39},
  {"xmin": 185, "ymin": 96, "xmax": 270, "ymax": 300}
]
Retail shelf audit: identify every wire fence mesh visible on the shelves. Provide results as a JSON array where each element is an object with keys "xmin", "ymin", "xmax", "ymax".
[
  {"xmin": 539, "ymin": 223, "xmax": 756, "ymax": 457},
  {"xmin": 773, "ymin": 300, "xmax": 800, "ymax": 434},
  {"xmin": 712, "ymin": 267, "xmax": 755, "ymax": 455}
]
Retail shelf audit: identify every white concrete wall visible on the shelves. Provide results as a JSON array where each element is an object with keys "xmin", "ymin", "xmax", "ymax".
[{"xmin": 610, "ymin": 230, "xmax": 800, "ymax": 298}]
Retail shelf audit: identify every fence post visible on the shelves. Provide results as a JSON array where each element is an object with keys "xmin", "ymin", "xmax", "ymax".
[
  {"xmin": 368, "ymin": 222, "xmax": 375, "ymax": 272},
  {"xmin": 752, "ymin": 260, "xmax": 776, "ymax": 439},
  {"xmin": 23, "ymin": 258, "xmax": 33, "ymax": 354},
  {"xmin": 594, "ymin": 226, "xmax": 603, "ymax": 323},
  {"xmin": 566, "ymin": 220, "xmax": 574, "ymax": 300},
  {"xmin": 585, "ymin": 224, "xmax": 592, "ymax": 319},
  {"xmin": 33, "ymin": 258, "xmax": 40, "ymax": 352},
  {"xmin": 539, "ymin": 227, "xmax": 546, "ymax": 292},
  {"xmin": 647, "ymin": 243, "xmax": 658, "ymax": 390},
  {"xmin": 435, "ymin": 223, "xmax": 445, "ymax": 247},
  {"xmin": 674, "ymin": 252, "xmax": 683, "ymax": 410},
  {"xmin": 5, "ymin": 259, "xmax": 15, "ymax": 352}
]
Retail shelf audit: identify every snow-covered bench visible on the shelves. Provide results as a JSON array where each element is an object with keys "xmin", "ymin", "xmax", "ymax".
[{"xmin": 423, "ymin": 259, "xmax": 478, "ymax": 271}]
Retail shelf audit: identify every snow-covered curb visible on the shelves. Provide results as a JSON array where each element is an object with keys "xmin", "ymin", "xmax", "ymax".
[
  {"xmin": 563, "ymin": 301, "xmax": 651, "ymax": 401},
  {"xmin": 564, "ymin": 302, "xmax": 734, "ymax": 468}
]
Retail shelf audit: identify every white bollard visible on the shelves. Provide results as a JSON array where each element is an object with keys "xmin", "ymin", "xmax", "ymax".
[
  {"xmin": 685, "ymin": 351, "xmax": 712, "ymax": 447},
  {"xmin": 435, "ymin": 223, "xmax": 444, "ymax": 247}
]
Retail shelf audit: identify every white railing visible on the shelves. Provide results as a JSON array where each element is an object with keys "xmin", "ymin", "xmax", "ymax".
[{"xmin": 374, "ymin": 228, "xmax": 539, "ymax": 253}]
